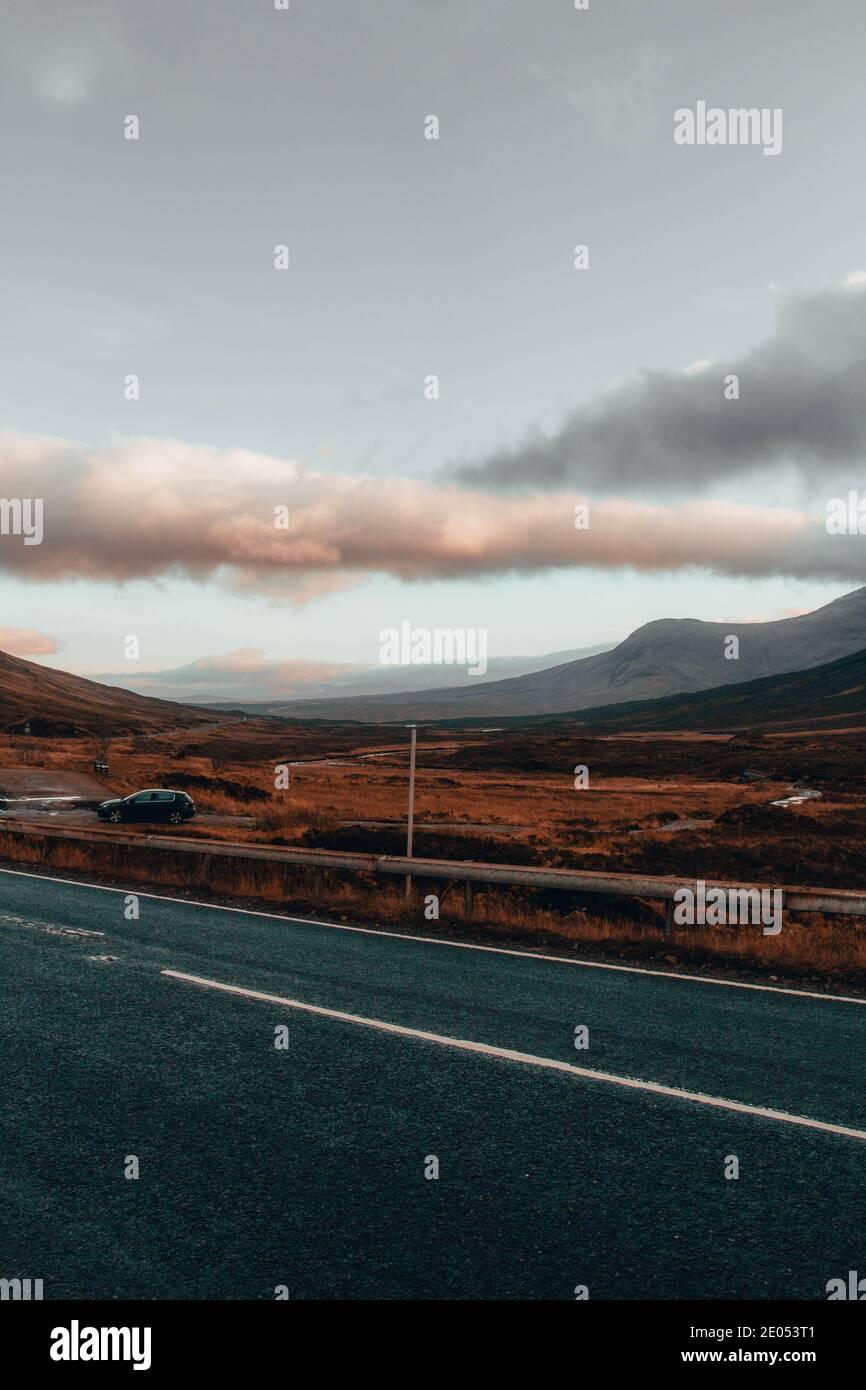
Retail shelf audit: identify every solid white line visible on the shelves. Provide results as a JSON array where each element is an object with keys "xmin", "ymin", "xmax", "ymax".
[
  {"xmin": 1, "ymin": 864, "xmax": 864, "ymax": 1008},
  {"xmin": 161, "ymin": 969, "xmax": 866, "ymax": 1142}
]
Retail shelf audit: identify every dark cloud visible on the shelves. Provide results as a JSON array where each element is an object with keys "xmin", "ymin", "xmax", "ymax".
[{"xmin": 445, "ymin": 278, "xmax": 866, "ymax": 493}]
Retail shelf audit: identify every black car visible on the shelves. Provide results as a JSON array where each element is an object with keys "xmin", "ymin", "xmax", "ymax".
[{"xmin": 97, "ymin": 789, "xmax": 196, "ymax": 826}]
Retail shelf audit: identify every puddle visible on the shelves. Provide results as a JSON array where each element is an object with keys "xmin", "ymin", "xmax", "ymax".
[
  {"xmin": 0, "ymin": 913, "xmax": 104, "ymax": 939},
  {"xmin": 771, "ymin": 787, "xmax": 822, "ymax": 808},
  {"xmin": 629, "ymin": 818, "xmax": 713, "ymax": 837},
  {"xmin": 0, "ymin": 795, "xmax": 89, "ymax": 804}
]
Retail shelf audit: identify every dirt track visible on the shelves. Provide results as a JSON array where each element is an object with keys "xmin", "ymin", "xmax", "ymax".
[{"xmin": 0, "ymin": 767, "xmax": 112, "ymax": 800}]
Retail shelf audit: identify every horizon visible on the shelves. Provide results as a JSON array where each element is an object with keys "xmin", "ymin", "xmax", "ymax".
[{"xmin": 1, "ymin": 578, "xmax": 862, "ymax": 710}]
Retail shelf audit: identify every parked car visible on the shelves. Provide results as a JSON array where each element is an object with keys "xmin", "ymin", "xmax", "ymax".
[{"xmin": 97, "ymin": 789, "xmax": 196, "ymax": 825}]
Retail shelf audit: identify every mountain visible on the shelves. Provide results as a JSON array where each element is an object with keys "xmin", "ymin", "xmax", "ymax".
[
  {"xmin": 0, "ymin": 649, "xmax": 219, "ymax": 735},
  {"xmin": 560, "ymin": 645, "xmax": 866, "ymax": 734},
  {"xmin": 236, "ymin": 586, "xmax": 866, "ymax": 721}
]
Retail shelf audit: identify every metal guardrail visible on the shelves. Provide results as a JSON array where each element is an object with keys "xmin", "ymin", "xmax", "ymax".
[{"xmin": 0, "ymin": 818, "xmax": 865, "ymax": 920}]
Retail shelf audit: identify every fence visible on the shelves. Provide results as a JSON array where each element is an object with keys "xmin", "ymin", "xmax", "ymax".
[{"xmin": 1, "ymin": 818, "xmax": 864, "ymax": 934}]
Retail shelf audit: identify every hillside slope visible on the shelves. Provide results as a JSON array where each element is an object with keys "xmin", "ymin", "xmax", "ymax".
[
  {"xmin": 0, "ymin": 649, "xmax": 218, "ymax": 734},
  {"xmin": 564, "ymin": 645, "xmax": 866, "ymax": 733}
]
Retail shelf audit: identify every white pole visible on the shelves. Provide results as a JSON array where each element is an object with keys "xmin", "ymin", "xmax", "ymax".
[{"xmin": 405, "ymin": 723, "xmax": 417, "ymax": 899}]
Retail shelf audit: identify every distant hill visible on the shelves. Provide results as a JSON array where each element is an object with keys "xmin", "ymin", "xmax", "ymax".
[
  {"xmin": 230, "ymin": 586, "xmax": 866, "ymax": 721},
  {"xmin": 195, "ymin": 642, "xmax": 613, "ymax": 713},
  {"xmin": 0, "ymin": 649, "xmax": 218, "ymax": 735}
]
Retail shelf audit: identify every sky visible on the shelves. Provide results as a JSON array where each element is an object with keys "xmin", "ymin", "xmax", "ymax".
[{"xmin": 1, "ymin": 0, "xmax": 865, "ymax": 700}]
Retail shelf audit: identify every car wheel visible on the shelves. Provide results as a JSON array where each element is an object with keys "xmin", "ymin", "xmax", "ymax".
[
  {"xmin": 109, "ymin": 809, "xmax": 123, "ymax": 823},
  {"xmin": 169, "ymin": 811, "xmax": 183, "ymax": 825}
]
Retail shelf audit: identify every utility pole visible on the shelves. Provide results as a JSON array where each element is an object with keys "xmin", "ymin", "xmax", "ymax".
[{"xmin": 405, "ymin": 723, "xmax": 417, "ymax": 900}]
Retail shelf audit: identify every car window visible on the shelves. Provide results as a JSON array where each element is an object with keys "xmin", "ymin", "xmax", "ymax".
[
  {"xmin": 151, "ymin": 792, "xmax": 174, "ymax": 802},
  {"xmin": 130, "ymin": 793, "xmax": 151, "ymax": 804}
]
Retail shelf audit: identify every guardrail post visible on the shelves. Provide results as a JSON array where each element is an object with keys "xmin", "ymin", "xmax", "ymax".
[
  {"xmin": 464, "ymin": 880, "xmax": 474, "ymax": 918},
  {"xmin": 664, "ymin": 898, "xmax": 675, "ymax": 938},
  {"xmin": 405, "ymin": 723, "xmax": 417, "ymax": 900}
]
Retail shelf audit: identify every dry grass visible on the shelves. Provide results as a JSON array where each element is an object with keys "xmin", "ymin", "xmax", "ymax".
[
  {"xmin": 1, "ymin": 826, "xmax": 864, "ymax": 987},
  {"xmin": 188, "ymin": 788, "xmax": 255, "ymax": 816},
  {"xmin": 2, "ymin": 725, "xmax": 865, "ymax": 985}
]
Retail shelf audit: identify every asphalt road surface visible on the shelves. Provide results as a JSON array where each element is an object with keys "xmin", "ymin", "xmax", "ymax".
[{"xmin": 1, "ymin": 866, "xmax": 864, "ymax": 1300}]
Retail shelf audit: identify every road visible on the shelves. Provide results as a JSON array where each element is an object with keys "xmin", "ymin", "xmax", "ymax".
[
  {"xmin": 1, "ymin": 866, "xmax": 864, "ymax": 1300},
  {"xmin": 0, "ymin": 806, "xmax": 255, "ymax": 830}
]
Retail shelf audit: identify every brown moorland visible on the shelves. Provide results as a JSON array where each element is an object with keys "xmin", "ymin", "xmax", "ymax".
[{"xmin": 1, "ymin": 711, "xmax": 864, "ymax": 988}]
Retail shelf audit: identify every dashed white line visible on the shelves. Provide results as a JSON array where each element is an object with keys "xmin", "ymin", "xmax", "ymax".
[{"xmin": 162, "ymin": 969, "xmax": 866, "ymax": 1142}]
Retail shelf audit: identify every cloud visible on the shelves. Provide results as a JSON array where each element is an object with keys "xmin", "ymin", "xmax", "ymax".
[
  {"xmin": 2, "ymin": 430, "xmax": 866, "ymax": 593},
  {"xmin": 446, "ymin": 278, "xmax": 866, "ymax": 494},
  {"xmin": 5, "ymin": 19, "xmax": 129, "ymax": 106},
  {"xmin": 536, "ymin": 45, "xmax": 669, "ymax": 148},
  {"xmin": 0, "ymin": 626, "xmax": 58, "ymax": 657}
]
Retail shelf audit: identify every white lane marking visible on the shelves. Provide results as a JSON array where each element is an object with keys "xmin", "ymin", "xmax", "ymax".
[
  {"xmin": 162, "ymin": 969, "xmax": 866, "ymax": 1143},
  {"xmin": 1, "ymin": 865, "xmax": 864, "ymax": 1008}
]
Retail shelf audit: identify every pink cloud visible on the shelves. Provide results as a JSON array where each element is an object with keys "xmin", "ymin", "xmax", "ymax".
[
  {"xmin": 0, "ymin": 625, "xmax": 58, "ymax": 656},
  {"xmin": 188, "ymin": 648, "xmax": 355, "ymax": 684},
  {"xmin": 0, "ymin": 431, "xmax": 863, "ymax": 600}
]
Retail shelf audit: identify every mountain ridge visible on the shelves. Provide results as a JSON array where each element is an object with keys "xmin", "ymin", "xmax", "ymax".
[{"xmin": 202, "ymin": 587, "xmax": 866, "ymax": 721}]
